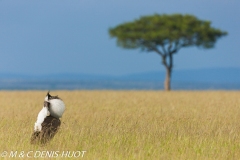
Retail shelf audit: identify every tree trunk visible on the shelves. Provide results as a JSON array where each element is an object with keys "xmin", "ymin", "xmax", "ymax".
[
  {"xmin": 164, "ymin": 67, "xmax": 171, "ymax": 91},
  {"xmin": 160, "ymin": 52, "xmax": 173, "ymax": 91}
]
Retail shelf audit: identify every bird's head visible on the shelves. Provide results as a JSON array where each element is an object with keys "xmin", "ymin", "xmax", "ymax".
[
  {"xmin": 44, "ymin": 91, "xmax": 65, "ymax": 118},
  {"xmin": 45, "ymin": 91, "xmax": 61, "ymax": 102}
]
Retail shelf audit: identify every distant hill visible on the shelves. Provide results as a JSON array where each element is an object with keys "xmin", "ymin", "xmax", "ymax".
[
  {"xmin": 118, "ymin": 68, "xmax": 240, "ymax": 83},
  {"xmin": 0, "ymin": 68, "xmax": 239, "ymax": 90}
]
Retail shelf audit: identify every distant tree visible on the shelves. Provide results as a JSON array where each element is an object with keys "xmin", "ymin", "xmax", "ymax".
[{"xmin": 109, "ymin": 14, "xmax": 227, "ymax": 91}]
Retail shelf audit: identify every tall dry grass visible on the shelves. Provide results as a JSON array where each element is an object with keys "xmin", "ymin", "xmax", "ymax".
[{"xmin": 0, "ymin": 91, "xmax": 240, "ymax": 159}]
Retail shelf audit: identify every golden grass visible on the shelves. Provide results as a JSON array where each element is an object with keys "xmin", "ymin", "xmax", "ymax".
[{"xmin": 0, "ymin": 90, "xmax": 240, "ymax": 159}]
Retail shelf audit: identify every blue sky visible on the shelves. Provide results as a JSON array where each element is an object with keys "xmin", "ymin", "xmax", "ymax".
[{"xmin": 0, "ymin": 0, "xmax": 239, "ymax": 76}]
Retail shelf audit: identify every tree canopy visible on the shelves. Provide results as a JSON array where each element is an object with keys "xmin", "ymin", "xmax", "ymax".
[
  {"xmin": 109, "ymin": 14, "xmax": 227, "ymax": 52},
  {"xmin": 109, "ymin": 14, "xmax": 228, "ymax": 90}
]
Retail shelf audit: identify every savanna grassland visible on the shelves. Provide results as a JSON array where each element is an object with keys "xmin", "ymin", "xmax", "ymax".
[{"xmin": 0, "ymin": 91, "xmax": 240, "ymax": 160}]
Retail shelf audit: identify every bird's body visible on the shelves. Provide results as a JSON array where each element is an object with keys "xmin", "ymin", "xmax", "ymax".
[
  {"xmin": 31, "ymin": 115, "xmax": 61, "ymax": 144},
  {"xmin": 34, "ymin": 106, "xmax": 50, "ymax": 132},
  {"xmin": 31, "ymin": 92, "xmax": 65, "ymax": 145}
]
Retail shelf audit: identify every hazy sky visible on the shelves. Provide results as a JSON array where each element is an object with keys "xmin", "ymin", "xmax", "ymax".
[{"xmin": 0, "ymin": 0, "xmax": 239, "ymax": 76}]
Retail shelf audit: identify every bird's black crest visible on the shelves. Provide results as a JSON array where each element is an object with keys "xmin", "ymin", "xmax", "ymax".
[{"xmin": 46, "ymin": 91, "xmax": 61, "ymax": 100}]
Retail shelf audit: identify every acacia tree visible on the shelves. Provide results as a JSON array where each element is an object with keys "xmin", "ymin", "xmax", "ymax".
[{"xmin": 109, "ymin": 14, "xmax": 227, "ymax": 91}]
